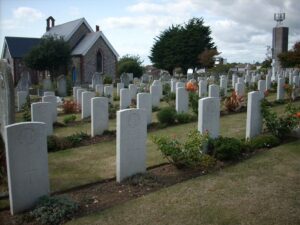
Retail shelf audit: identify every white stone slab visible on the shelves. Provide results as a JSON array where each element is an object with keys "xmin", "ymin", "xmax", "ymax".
[
  {"xmin": 5, "ymin": 122, "xmax": 49, "ymax": 214},
  {"xmin": 235, "ymin": 83, "xmax": 244, "ymax": 96},
  {"xmin": 129, "ymin": 84, "xmax": 137, "ymax": 100},
  {"xmin": 277, "ymin": 78, "xmax": 285, "ymax": 100},
  {"xmin": 198, "ymin": 80, "xmax": 207, "ymax": 97},
  {"xmin": 116, "ymin": 109, "xmax": 147, "ymax": 182},
  {"xmin": 17, "ymin": 91, "xmax": 27, "ymax": 112},
  {"xmin": 95, "ymin": 84, "xmax": 104, "ymax": 96},
  {"xmin": 208, "ymin": 84, "xmax": 219, "ymax": 98},
  {"xmin": 258, "ymin": 80, "xmax": 266, "ymax": 93},
  {"xmin": 81, "ymin": 91, "xmax": 95, "ymax": 119},
  {"xmin": 198, "ymin": 97, "xmax": 220, "ymax": 138},
  {"xmin": 76, "ymin": 88, "xmax": 85, "ymax": 105},
  {"xmin": 31, "ymin": 102, "xmax": 53, "ymax": 136},
  {"xmin": 176, "ymin": 87, "xmax": 189, "ymax": 113},
  {"xmin": 44, "ymin": 91, "xmax": 55, "ymax": 97},
  {"xmin": 120, "ymin": 88, "xmax": 131, "ymax": 109},
  {"xmin": 137, "ymin": 93, "xmax": 152, "ymax": 125},
  {"xmin": 104, "ymin": 85, "xmax": 113, "ymax": 103},
  {"xmin": 117, "ymin": 83, "xmax": 124, "ymax": 96},
  {"xmin": 245, "ymin": 91, "xmax": 264, "ymax": 139},
  {"xmin": 150, "ymin": 85, "xmax": 160, "ymax": 107},
  {"xmin": 42, "ymin": 95, "xmax": 57, "ymax": 122},
  {"xmin": 91, "ymin": 97, "xmax": 108, "ymax": 136}
]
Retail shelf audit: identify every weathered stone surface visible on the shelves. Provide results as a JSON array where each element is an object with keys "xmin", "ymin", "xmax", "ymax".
[
  {"xmin": 42, "ymin": 79, "xmax": 52, "ymax": 91},
  {"xmin": 120, "ymin": 73, "xmax": 130, "ymax": 87},
  {"xmin": 95, "ymin": 84, "xmax": 104, "ymax": 96},
  {"xmin": 220, "ymin": 76, "xmax": 227, "ymax": 96},
  {"xmin": 176, "ymin": 82, "xmax": 185, "ymax": 89},
  {"xmin": 117, "ymin": 83, "xmax": 124, "ymax": 96},
  {"xmin": 129, "ymin": 84, "xmax": 137, "ymax": 100},
  {"xmin": 42, "ymin": 95, "xmax": 57, "ymax": 122},
  {"xmin": 235, "ymin": 83, "xmax": 244, "ymax": 96},
  {"xmin": 171, "ymin": 79, "xmax": 177, "ymax": 93},
  {"xmin": 5, "ymin": 122, "xmax": 49, "ymax": 215},
  {"xmin": 198, "ymin": 97, "xmax": 220, "ymax": 139},
  {"xmin": 198, "ymin": 80, "xmax": 207, "ymax": 97},
  {"xmin": 92, "ymin": 72, "xmax": 102, "ymax": 89},
  {"xmin": 258, "ymin": 80, "xmax": 266, "ymax": 93},
  {"xmin": 17, "ymin": 91, "xmax": 27, "ymax": 112},
  {"xmin": 277, "ymin": 77, "xmax": 285, "ymax": 100},
  {"xmin": 150, "ymin": 85, "xmax": 160, "ymax": 107},
  {"xmin": 44, "ymin": 91, "xmax": 55, "ymax": 97},
  {"xmin": 73, "ymin": 87, "xmax": 80, "ymax": 102},
  {"xmin": 16, "ymin": 72, "xmax": 31, "ymax": 93},
  {"xmin": 0, "ymin": 60, "xmax": 15, "ymax": 137},
  {"xmin": 266, "ymin": 74, "xmax": 271, "ymax": 90},
  {"xmin": 176, "ymin": 87, "xmax": 188, "ymax": 113},
  {"xmin": 120, "ymin": 88, "xmax": 131, "ymax": 109},
  {"xmin": 208, "ymin": 84, "xmax": 219, "ymax": 98},
  {"xmin": 137, "ymin": 93, "xmax": 152, "ymax": 125},
  {"xmin": 57, "ymin": 75, "xmax": 67, "ymax": 97},
  {"xmin": 246, "ymin": 91, "xmax": 264, "ymax": 139},
  {"xmin": 76, "ymin": 88, "xmax": 85, "ymax": 106},
  {"xmin": 31, "ymin": 102, "xmax": 53, "ymax": 136},
  {"xmin": 152, "ymin": 80, "xmax": 163, "ymax": 98},
  {"xmin": 232, "ymin": 74, "xmax": 237, "ymax": 87},
  {"xmin": 104, "ymin": 85, "xmax": 113, "ymax": 103},
  {"xmin": 81, "ymin": 91, "xmax": 95, "ymax": 119},
  {"xmin": 116, "ymin": 109, "xmax": 147, "ymax": 182},
  {"xmin": 91, "ymin": 97, "xmax": 108, "ymax": 136}
]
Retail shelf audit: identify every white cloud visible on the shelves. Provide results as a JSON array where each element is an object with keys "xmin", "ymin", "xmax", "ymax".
[{"xmin": 1, "ymin": 6, "xmax": 44, "ymax": 30}]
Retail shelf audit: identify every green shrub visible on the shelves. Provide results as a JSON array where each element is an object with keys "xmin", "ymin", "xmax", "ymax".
[
  {"xmin": 157, "ymin": 107, "xmax": 176, "ymax": 125},
  {"xmin": 109, "ymin": 103, "xmax": 118, "ymax": 119},
  {"xmin": 176, "ymin": 113, "xmax": 192, "ymax": 124},
  {"xmin": 152, "ymin": 106, "xmax": 160, "ymax": 112},
  {"xmin": 247, "ymin": 134, "xmax": 281, "ymax": 150},
  {"xmin": 189, "ymin": 92, "xmax": 199, "ymax": 115},
  {"xmin": 30, "ymin": 195, "xmax": 78, "ymax": 225},
  {"xmin": 66, "ymin": 132, "xmax": 89, "ymax": 146},
  {"xmin": 162, "ymin": 83, "xmax": 171, "ymax": 95},
  {"xmin": 103, "ymin": 75, "xmax": 113, "ymax": 84},
  {"xmin": 152, "ymin": 129, "xmax": 215, "ymax": 169},
  {"xmin": 63, "ymin": 114, "xmax": 76, "ymax": 124},
  {"xmin": 209, "ymin": 136, "xmax": 244, "ymax": 161},
  {"xmin": 22, "ymin": 96, "xmax": 31, "ymax": 121},
  {"xmin": 163, "ymin": 92, "xmax": 176, "ymax": 105}
]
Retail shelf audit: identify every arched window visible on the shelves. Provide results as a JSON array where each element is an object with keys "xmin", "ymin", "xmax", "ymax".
[{"xmin": 96, "ymin": 50, "xmax": 103, "ymax": 73}]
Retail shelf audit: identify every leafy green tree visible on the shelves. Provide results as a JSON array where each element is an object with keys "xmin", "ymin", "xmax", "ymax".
[
  {"xmin": 24, "ymin": 35, "xmax": 71, "ymax": 80},
  {"xmin": 278, "ymin": 41, "xmax": 300, "ymax": 68},
  {"xmin": 150, "ymin": 18, "xmax": 216, "ymax": 73},
  {"xmin": 117, "ymin": 54, "xmax": 144, "ymax": 78},
  {"xmin": 198, "ymin": 48, "xmax": 220, "ymax": 68}
]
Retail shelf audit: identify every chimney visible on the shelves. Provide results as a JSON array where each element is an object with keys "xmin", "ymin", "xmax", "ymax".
[
  {"xmin": 96, "ymin": 25, "xmax": 100, "ymax": 32},
  {"xmin": 46, "ymin": 16, "xmax": 55, "ymax": 31}
]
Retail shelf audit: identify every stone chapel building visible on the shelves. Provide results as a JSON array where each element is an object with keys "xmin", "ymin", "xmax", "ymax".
[{"xmin": 1, "ymin": 16, "xmax": 119, "ymax": 85}]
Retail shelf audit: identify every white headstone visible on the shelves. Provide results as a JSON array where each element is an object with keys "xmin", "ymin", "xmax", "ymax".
[
  {"xmin": 137, "ymin": 93, "xmax": 152, "ymax": 125},
  {"xmin": 73, "ymin": 86, "xmax": 80, "ymax": 102},
  {"xmin": 129, "ymin": 84, "xmax": 137, "ymax": 100},
  {"xmin": 95, "ymin": 84, "xmax": 104, "ymax": 96},
  {"xmin": 176, "ymin": 87, "xmax": 189, "ymax": 113},
  {"xmin": 266, "ymin": 74, "xmax": 271, "ymax": 90},
  {"xmin": 232, "ymin": 74, "xmax": 237, "ymax": 87},
  {"xmin": 246, "ymin": 91, "xmax": 264, "ymax": 139},
  {"xmin": 171, "ymin": 79, "xmax": 177, "ymax": 93},
  {"xmin": 120, "ymin": 88, "xmax": 131, "ymax": 109},
  {"xmin": 176, "ymin": 82, "xmax": 185, "ymax": 89},
  {"xmin": 258, "ymin": 80, "xmax": 266, "ymax": 93},
  {"xmin": 92, "ymin": 72, "xmax": 102, "ymax": 89},
  {"xmin": 81, "ymin": 91, "xmax": 95, "ymax": 119},
  {"xmin": 42, "ymin": 95, "xmax": 57, "ymax": 122},
  {"xmin": 235, "ymin": 83, "xmax": 244, "ymax": 97},
  {"xmin": 44, "ymin": 91, "xmax": 55, "ymax": 97},
  {"xmin": 198, "ymin": 80, "xmax": 207, "ymax": 98},
  {"xmin": 277, "ymin": 78, "xmax": 285, "ymax": 100},
  {"xmin": 150, "ymin": 85, "xmax": 160, "ymax": 107},
  {"xmin": 43, "ymin": 79, "xmax": 52, "ymax": 91},
  {"xmin": 91, "ymin": 97, "xmax": 108, "ymax": 136},
  {"xmin": 5, "ymin": 122, "xmax": 49, "ymax": 215},
  {"xmin": 208, "ymin": 84, "xmax": 219, "ymax": 98},
  {"xmin": 116, "ymin": 109, "xmax": 147, "ymax": 182},
  {"xmin": 152, "ymin": 80, "xmax": 163, "ymax": 99},
  {"xmin": 31, "ymin": 102, "xmax": 53, "ymax": 136},
  {"xmin": 17, "ymin": 91, "xmax": 28, "ymax": 112},
  {"xmin": 57, "ymin": 75, "xmax": 67, "ymax": 97},
  {"xmin": 117, "ymin": 83, "xmax": 124, "ymax": 96},
  {"xmin": 220, "ymin": 77, "xmax": 227, "ymax": 96},
  {"xmin": 198, "ymin": 97, "xmax": 220, "ymax": 139},
  {"xmin": 76, "ymin": 88, "xmax": 85, "ymax": 106},
  {"xmin": 104, "ymin": 85, "xmax": 113, "ymax": 103}
]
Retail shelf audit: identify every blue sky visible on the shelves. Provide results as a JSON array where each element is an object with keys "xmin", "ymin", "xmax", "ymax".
[{"xmin": 1, "ymin": 0, "xmax": 300, "ymax": 65}]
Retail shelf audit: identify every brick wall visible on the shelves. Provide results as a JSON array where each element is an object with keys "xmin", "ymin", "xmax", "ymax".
[{"xmin": 68, "ymin": 23, "xmax": 91, "ymax": 50}]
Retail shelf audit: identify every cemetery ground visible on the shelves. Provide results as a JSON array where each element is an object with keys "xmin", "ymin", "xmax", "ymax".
[{"xmin": 0, "ymin": 91, "xmax": 299, "ymax": 225}]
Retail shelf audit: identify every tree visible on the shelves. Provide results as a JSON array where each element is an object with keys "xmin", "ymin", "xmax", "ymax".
[
  {"xmin": 117, "ymin": 54, "xmax": 144, "ymax": 78},
  {"xmin": 150, "ymin": 17, "xmax": 215, "ymax": 73},
  {"xmin": 278, "ymin": 41, "xmax": 300, "ymax": 68},
  {"xmin": 198, "ymin": 48, "xmax": 220, "ymax": 68},
  {"xmin": 24, "ymin": 35, "xmax": 71, "ymax": 80}
]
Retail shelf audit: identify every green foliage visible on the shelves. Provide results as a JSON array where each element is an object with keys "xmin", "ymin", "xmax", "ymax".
[
  {"xmin": 247, "ymin": 134, "xmax": 281, "ymax": 150},
  {"xmin": 63, "ymin": 114, "xmax": 76, "ymax": 124},
  {"xmin": 261, "ymin": 99, "xmax": 300, "ymax": 139},
  {"xmin": 117, "ymin": 54, "xmax": 143, "ymax": 78},
  {"xmin": 22, "ymin": 95, "xmax": 31, "ymax": 121},
  {"xmin": 152, "ymin": 129, "xmax": 215, "ymax": 169},
  {"xmin": 24, "ymin": 35, "xmax": 71, "ymax": 80},
  {"xmin": 30, "ymin": 195, "xmax": 78, "ymax": 225},
  {"xmin": 103, "ymin": 75, "xmax": 113, "ymax": 84},
  {"xmin": 176, "ymin": 113, "xmax": 195, "ymax": 124},
  {"xmin": 209, "ymin": 136, "xmax": 244, "ymax": 161},
  {"xmin": 152, "ymin": 106, "xmax": 160, "ymax": 112},
  {"xmin": 189, "ymin": 92, "xmax": 199, "ymax": 115},
  {"xmin": 150, "ymin": 17, "xmax": 215, "ymax": 73},
  {"xmin": 109, "ymin": 103, "xmax": 118, "ymax": 119},
  {"xmin": 157, "ymin": 107, "xmax": 176, "ymax": 125},
  {"xmin": 278, "ymin": 41, "xmax": 300, "ymax": 68},
  {"xmin": 66, "ymin": 132, "xmax": 89, "ymax": 146},
  {"xmin": 162, "ymin": 83, "xmax": 171, "ymax": 95}
]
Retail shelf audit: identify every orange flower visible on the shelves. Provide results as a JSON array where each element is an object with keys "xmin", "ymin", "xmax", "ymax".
[
  {"xmin": 296, "ymin": 112, "xmax": 300, "ymax": 118},
  {"xmin": 185, "ymin": 81, "xmax": 198, "ymax": 92}
]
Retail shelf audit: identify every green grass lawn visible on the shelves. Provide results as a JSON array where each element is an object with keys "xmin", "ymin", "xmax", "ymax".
[{"xmin": 66, "ymin": 139, "xmax": 300, "ymax": 225}]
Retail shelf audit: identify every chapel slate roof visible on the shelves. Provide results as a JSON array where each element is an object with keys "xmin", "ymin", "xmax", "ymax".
[
  {"xmin": 4, "ymin": 37, "xmax": 41, "ymax": 58},
  {"xmin": 44, "ymin": 18, "xmax": 93, "ymax": 41},
  {"xmin": 71, "ymin": 31, "xmax": 119, "ymax": 57}
]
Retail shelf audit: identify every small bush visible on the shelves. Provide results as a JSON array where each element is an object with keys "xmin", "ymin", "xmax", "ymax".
[
  {"xmin": 224, "ymin": 91, "xmax": 244, "ymax": 112},
  {"xmin": 189, "ymin": 92, "xmax": 199, "ymax": 115},
  {"xmin": 157, "ymin": 107, "xmax": 176, "ymax": 125},
  {"xmin": 176, "ymin": 113, "xmax": 192, "ymax": 124},
  {"xmin": 152, "ymin": 106, "xmax": 160, "ymax": 112},
  {"xmin": 109, "ymin": 103, "xmax": 118, "ymax": 119},
  {"xmin": 66, "ymin": 132, "xmax": 89, "ymax": 146},
  {"xmin": 63, "ymin": 114, "xmax": 76, "ymax": 124},
  {"xmin": 30, "ymin": 195, "xmax": 78, "ymax": 225},
  {"xmin": 22, "ymin": 95, "xmax": 31, "ymax": 121},
  {"xmin": 163, "ymin": 83, "xmax": 171, "ymax": 95},
  {"xmin": 247, "ymin": 134, "xmax": 281, "ymax": 150},
  {"xmin": 63, "ymin": 100, "xmax": 78, "ymax": 114},
  {"xmin": 209, "ymin": 136, "xmax": 244, "ymax": 161},
  {"xmin": 152, "ymin": 129, "xmax": 216, "ymax": 169},
  {"xmin": 103, "ymin": 75, "xmax": 113, "ymax": 84}
]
